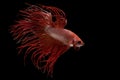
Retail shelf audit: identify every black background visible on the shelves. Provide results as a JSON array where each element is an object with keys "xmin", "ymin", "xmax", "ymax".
[{"xmin": 0, "ymin": 0, "xmax": 116, "ymax": 80}]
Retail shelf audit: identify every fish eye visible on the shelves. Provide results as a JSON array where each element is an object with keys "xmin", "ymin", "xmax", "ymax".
[{"xmin": 77, "ymin": 41, "xmax": 81, "ymax": 44}]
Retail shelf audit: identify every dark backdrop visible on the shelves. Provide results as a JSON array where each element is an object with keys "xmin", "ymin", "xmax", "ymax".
[{"xmin": 0, "ymin": 0, "xmax": 115, "ymax": 80}]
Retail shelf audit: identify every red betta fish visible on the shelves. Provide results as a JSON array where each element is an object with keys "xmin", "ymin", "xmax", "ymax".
[{"xmin": 10, "ymin": 4, "xmax": 84, "ymax": 77}]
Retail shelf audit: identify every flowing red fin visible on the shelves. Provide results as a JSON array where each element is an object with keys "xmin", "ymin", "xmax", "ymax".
[
  {"xmin": 10, "ymin": 4, "xmax": 69, "ymax": 77},
  {"xmin": 40, "ymin": 5, "xmax": 67, "ymax": 28}
]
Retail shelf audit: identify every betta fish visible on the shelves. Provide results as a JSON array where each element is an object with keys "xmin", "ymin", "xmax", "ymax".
[{"xmin": 10, "ymin": 4, "xmax": 84, "ymax": 77}]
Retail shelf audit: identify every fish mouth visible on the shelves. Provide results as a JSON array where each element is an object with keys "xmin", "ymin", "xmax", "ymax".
[
  {"xmin": 76, "ymin": 44, "xmax": 83, "ymax": 47},
  {"xmin": 70, "ymin": 43, "xmax": 84, "ymax": 47},
  {"xmin": 74, "ymin": 43, "xmax": 84, "ymax": 51}
]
